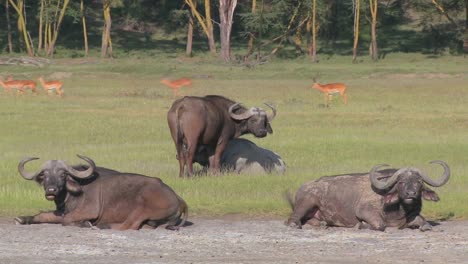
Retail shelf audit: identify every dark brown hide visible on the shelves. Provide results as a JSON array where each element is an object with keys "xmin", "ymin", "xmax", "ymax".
[
  {"xmin": 167, "ymin": 95, "xmax": 275, "ymax": 177},
  {"xmin": 15, "ymin": 155, "xmax": 188, "ymax": 231}
]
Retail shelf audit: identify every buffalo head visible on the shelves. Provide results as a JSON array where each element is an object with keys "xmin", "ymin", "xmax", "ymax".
[
  {"xmin": 228, "ymin": 102, "xmax": 276, "ymax": 138},
  {"xmin": 370, "ymin": 160, "xmax": 450, "ymax": 206},
  {"xmin": 18, "ymin": 155, "xmax": 96, "ymax": 201}
]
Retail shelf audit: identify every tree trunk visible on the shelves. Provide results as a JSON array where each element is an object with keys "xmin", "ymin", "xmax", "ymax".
[
  {"xmin": 5, "ymin": 0, "xmax": 13, "ymax": 53},
  {"xmin": 101, "ymin": 1, "xmax": 113, "ymax": 58},
  {"xmin": 186, "ymin": 13, "xmax": 194, "ymax": 57},
  {"xmin": 246, "ymin": 0, "xmax": 257, "ymax": 57},
  {"xmin": 46, "ymin": 0, "xmax": 70, "ymax": 56},
  {"xmin": 205, "ymin": 0, "xmax": 216, "ymax": 54},
  {"xmin": 352, "ymin": 0, "xmax": 360, "ymax": 63},
  {"xmin": 311, "ymin": 0, "xmax": 317, "ymax": 62},
  {"xmin": 465, "ymin": 0, "xmax": 468, "ymax": 53},
  {"xmin": 81, "ymin": 0, "xmax": 89, "ymax": 56},
  {"xmin": 369, "ymin": 0, "xmax": 378, "ymax": 61},
  {"xmin": 37, "ymin": 0, "xmax": 44, "ymax": 52},
  {"xmin": 219, "ymin": 0, "xmax": 238, "ymax": 63},
  {"xmin": 185, "ymin": 0, "xmax": 217, "ymax": 54},
  {"xmin": 8, "ymin": 0, "xmax": 34, "ymax": 56}
]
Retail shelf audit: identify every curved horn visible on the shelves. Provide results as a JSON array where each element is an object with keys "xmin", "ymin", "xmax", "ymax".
[
  {"xmin": 65, "ymin": 155, "xmax": 96, "ymax": 179},
  {"xmin": 229, "ymin": 103, "xmax": 255, "ymax": 120},
  {"xmin": 419, "ymin": 160, "xmax": 450, "ymax": 187},
  {"xmin": 18, "ymin": 157, "xmax": 41, "ymax": 180},
  {"xmin": 370, "ymin": 164, "xmax": 407, "ymax": 190},
  {"xmin": 264, "ymin": 103, "xmax": 276, "ymax": 122}
]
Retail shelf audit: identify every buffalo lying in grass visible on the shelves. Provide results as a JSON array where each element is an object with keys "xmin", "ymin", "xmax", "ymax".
[
  {"xmin": 285, "ymin": 161, "xmax": 450, "ymax": 231},
  {"xmin": 194, "ymin": 138, "xmax": 286, "ymax": 174},
  {"xmin": 15, "ymin": 155, "xmax": 188, "ymax": 231}
]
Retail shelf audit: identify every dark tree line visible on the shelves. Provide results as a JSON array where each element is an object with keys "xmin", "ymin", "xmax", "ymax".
[{"xmin": 0, "ymin": 0, "xmax": 466, "ymax": 62}]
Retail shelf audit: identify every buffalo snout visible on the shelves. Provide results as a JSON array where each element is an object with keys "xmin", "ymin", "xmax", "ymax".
[{"xmin": 45, "ymin": 186, "xmax": 59, "ymax": 200}]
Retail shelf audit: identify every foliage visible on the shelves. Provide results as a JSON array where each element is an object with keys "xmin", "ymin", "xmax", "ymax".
[{"xmin": 0, "ymin": 0, "xmax": 465, "ymax": 57}]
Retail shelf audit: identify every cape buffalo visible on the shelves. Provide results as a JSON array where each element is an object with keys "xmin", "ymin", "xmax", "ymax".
[
  {"xmin": 194, "ymin": 138, "xmax": 286, "ymax": 174},
  {"xmin": 15, "ymin": 155, "xmax": 188, "ymax": 231},
  {"xmin": 167, "ymin": 95, "xmax": 276, "ymax": 177},
  {"xmin": 285, "ymin": 160, "xmax": 450, "ymax": 231}
]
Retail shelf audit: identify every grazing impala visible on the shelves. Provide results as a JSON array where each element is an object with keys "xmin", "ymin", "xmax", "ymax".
[
  {"xmin": 160, "ymin": 78, "xmax": 192, "ymax": 96},
  {"xmin": 0, "ymin": 79, "xmax": 37, "ymax": 95},
  {"xmin": 38, "ymin": 76, "xmax": 64, "ymax": 97},
  {"xmin": 311, "ymin": 79, "xmax": 347, "ymax": 107}
]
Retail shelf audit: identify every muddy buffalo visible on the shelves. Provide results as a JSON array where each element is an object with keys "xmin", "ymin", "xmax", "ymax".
[
  {"xmin": 167, "ymin": 95, "xmax": 276, "ymax": 177},
  {"xmin": 285, "ymin": 161, "xmax": 450, "ymax": 231},
  {"xmin": 194, "ymin": 138, "xmax": 286, "ymax": 174},
  {"xmin": 15, "ymin": 155, "xmax": 188, "ymax": 231}
]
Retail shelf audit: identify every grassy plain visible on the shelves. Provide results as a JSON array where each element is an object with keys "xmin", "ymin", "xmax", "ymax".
[{"xmin": 0, "ymin": 53, "xmax": 467, "ymax": 220}]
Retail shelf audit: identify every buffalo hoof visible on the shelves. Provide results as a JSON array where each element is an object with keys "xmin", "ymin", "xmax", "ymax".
[
  {"xmin": 14, "ymin": 216, "xmax": 32, "ymax": 225},
  {"xmin": 83, "ymin": 221, "xmax": 101, "ymax": 230},
  {"xmin": 165, "ymin": 225, "xmax": 180, "ymax": 231},
  {"xmin": 420, "ymin": 223, "xmax": 432, "ymax": 232},
  {"xmin": 284, "ymin": 219, "xmax": 302, "ymax": 229}
]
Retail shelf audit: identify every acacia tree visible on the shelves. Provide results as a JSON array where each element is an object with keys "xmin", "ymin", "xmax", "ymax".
[
  {"xmin": 352, "ymin": 0, "xmax": 361, "ymax": 63},
  {"xmin": 186, "ymin": 11, "xmax": 194, "ymax": 56},
  {"xmin": 36, "ymin": 0, "xmax": 71, "ymax": 56},
  {"xmin": 219, "ymin": 0, "xmax": 238, "ymax": 62},
  {"xmin": 101, "ymin": 0, "xmax": 115, "ymax": 58},
  {"xmin": 47, "ymin": 0, "xmax": 70, "ymax": 56},
  {"xmin": 466, "ymin": 0, "xmax": 468, "ymax": 52},
  {"xmin": 81, "ymin": 0, "xmax": 88, "ymax": 56},
  {"xmin": 308, "ymin": 0, "xmax": 318, "ymax": 62},
  {"xmin": 185, "ymin": 0, "xmax": 216, "ymax": 54},
  {"xmin": 8, "ymin": 0, "xmax": 34, "ymax": 56},
  {"xmin": 5, "ymin": 0, "xmax": 13, "ymax": 53},
  {"xmin": 369, "ymin": 0, "xmax": 378, "ymax": 60},
  {"xmin": 246, "ymin": 0, "xmax": 257, "ymax": 56}
]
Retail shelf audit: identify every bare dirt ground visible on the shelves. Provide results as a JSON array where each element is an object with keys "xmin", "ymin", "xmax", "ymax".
[{"xmin": 0, "ymin": 216, "xmax": 467, "ymax": 264}]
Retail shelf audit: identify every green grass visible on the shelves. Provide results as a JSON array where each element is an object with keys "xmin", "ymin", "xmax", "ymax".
[{"xmin": 0, "ymin": 53, "xmax": 467, "ymax": 221}]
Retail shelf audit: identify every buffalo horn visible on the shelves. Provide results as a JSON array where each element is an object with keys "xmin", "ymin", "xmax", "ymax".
[
  {"xmin": 65, "ymin": 154, "xmax": 96, "ymax": 179},
  {"xmin": 264, "ymin": 103, "xmax": 276, "ymax": 122},
  {"xmin": 229, "ymin": 103, "xmax": 255, "ymax": 120},
  {"xmin": 370, "ymin": 164, "xmax": 407, "ymax": 190},
  {"xmin": 419, "ymin": 160, "xmax": 450, "ymax": 187},
  {"xmin": 18, "ymin": 157, "xmax": 41, "ymax": 180}
]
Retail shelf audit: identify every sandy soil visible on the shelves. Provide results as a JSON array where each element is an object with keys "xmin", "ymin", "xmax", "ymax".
[{"xmin": 0, "ymin": 216, "xmax": 467, "ymax": 264}]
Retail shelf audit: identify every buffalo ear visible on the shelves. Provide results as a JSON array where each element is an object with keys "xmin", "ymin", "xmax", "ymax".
[
  {"xmin": 384, "ymin": 192, "xmax": 399, "ymax": 205},
  {"xmin": 65, "ymin": 177, "xmax": 82, "ymax": 195},
  {"xmin": 266, "ymin": 123, "xmax": 273, "ymax": 134},
  {"xmin": 34, "ymin": 173, "xmax": 45, "ymax": 185},
  {"xmin": 422, "ymin": 186, "xmax": 440, "ymax": 202}
]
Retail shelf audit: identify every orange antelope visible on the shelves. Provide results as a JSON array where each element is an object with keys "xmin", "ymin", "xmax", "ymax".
[
  {"xmin": 0, "ymin": 79, "xmax": 37, "ymax": 95},
  {"xmin": 311, "ymin": 79, "xmax": 347, "ymax": 107},
  {"xmin": 38, "ymin": 76, "xmax": 64, "ymax": 97},
  {"xmin": 160, "ymin": 78, "xmax": 192, "ymax": 96}
]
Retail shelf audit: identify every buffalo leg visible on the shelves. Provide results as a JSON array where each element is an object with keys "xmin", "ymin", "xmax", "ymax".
[
  {"xmin": 356, "ymin": 205, "xmax": 386, "ymax": 231},
  {"xmin": 403, "ymin": 215, "xmax": 432, "ymax": 231},
  {"xmin": 61, "ymin": 207, "xmax": 99, "ymax": 227},
  {"xmin": 177, "ymin": 150, "xmax": 187, "ymax": 178},
  {"xmin": 15, "ymin": 211, "xmax": 63, "ymax": 225},
  {"xmin": 285, "ymin": 196, "xmax": 319, "ymax": 229},
  {"xmin": 209, "ymin": 139, "xmax": 228, "ymax": 175}
]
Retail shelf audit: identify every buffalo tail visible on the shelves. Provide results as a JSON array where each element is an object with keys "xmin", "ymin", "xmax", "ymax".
[{"xmin": 284, "ymin": 191, "xmax": 295, "ymax": 211}]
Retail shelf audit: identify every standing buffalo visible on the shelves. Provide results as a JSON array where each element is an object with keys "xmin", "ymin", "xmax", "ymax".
[
  {"xmin": 15, "ymin": 155, "xmax": 188, "ymax": 231},
  {"xmin": 285, "ymin": 161, "xmax": 450, "ymax": 231},
  {"xmin": 194, "ymin": 138, "xmax": 286, "ymax": 174},
  {"xmin": 167, "ymin": 95, "xmax": 276, "ymax": 177}
]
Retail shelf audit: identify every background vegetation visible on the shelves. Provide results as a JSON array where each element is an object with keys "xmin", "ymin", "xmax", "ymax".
[{"xmin": 0, "ymin": 0, "xmax": 466, "ymax": 61}]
